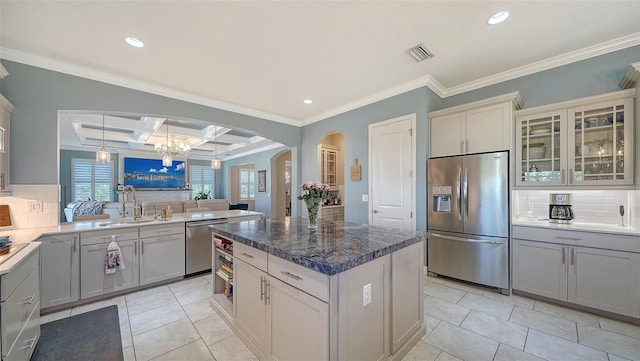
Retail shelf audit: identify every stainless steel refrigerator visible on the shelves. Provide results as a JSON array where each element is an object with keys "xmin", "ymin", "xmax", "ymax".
[{"xmin": 427, "ymin": 151, "xmax": 510, "ymax": 294}]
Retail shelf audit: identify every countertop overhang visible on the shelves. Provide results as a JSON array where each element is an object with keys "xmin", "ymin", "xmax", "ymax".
[{"xmin": 210, "ymin": 217, "xmax": 425, "ymax": 276}]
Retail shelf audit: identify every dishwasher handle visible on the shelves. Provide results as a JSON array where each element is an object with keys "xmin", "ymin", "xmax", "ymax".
[{"xmin": 186, "ymin": 219, "xmax": 228, "ymax": 228}]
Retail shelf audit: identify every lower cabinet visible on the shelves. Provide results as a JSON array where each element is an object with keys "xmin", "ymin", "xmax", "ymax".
[
  {"xmin": 513, "ymin": 236, "xmax": 640, "ymax": 318},
  {"xmin": 269, "ymin": 276, "xmax": 329, "ymax": 361},
  {"xmin": 139, "ymin": 225, "xmax": 185, "ymax": 286},
  {"xmin": 234, "ymin": 259, "xmax": 271, "ymax": 356},
  {"xmin": 80, "ymin": 238, "xmax": 139, "ymax": 299},
  {"xmin": 1, "ymin": 246, "xmax": 40, "ymax": 361},
  {"xmin": 39, "ymin": 233, "xmax": 80, "ymax": 308}
]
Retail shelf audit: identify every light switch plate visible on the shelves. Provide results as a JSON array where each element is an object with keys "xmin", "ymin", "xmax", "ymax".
[
  {"xmin": 363, "ymin": 283, "xmax": 371, "ymax": 306},
  {"xmin": 362, "ymin": 194, "xmax": 369, "ymax": 202}
]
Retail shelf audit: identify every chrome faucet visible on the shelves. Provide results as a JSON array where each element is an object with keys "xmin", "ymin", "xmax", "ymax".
[{"xmin": 120, "ymin": 185, "xmax": 139, "ymax": 220}]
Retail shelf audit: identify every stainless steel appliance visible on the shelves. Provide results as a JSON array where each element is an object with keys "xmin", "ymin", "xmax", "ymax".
[
  {"xmin": 428, "ymin": 151, "xmax": 510, "ymax": 294},
  {"xmin": 185, "ymin": 219, "xmax": 228, "ymax": 275},
  {"xmin": 549, "ymin": 193, "xmax": 574, "ymax": 224}
]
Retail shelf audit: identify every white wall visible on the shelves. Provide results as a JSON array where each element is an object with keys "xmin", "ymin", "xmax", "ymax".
[
  {"xmin": 1, "ymin": 185, "xmax": 59, "ymax": 229},
  {"xmin": 513, "ymin": 189, "xmax": 637, "ymax": 227}
]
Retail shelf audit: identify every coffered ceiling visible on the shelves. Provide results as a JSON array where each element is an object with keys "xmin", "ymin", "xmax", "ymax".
[
  {"xmin": 1, "ymin": 1, "xmax": 639, "ymax": 159},
  {"xmin": 60, "ymin": 112, "xmax": 283, "ymax": 161}
]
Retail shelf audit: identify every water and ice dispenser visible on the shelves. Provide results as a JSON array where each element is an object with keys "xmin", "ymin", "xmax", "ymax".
[{"xmin": 432, "ymin": 186, "xmax": 452, "ymax": 212}]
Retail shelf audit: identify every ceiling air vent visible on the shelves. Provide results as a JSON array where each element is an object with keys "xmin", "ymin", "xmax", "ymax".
[{"xmin": 406, "ymin": 44, "xmax": 434, "ymax": 62}]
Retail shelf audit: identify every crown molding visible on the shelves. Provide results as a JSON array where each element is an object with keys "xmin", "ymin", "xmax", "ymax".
[
  {"xmin": 0, "ymin": 93, "xmax": 15, "ymax": 113},
  {"xmin": 514, "ymin": 88, "xmax": 636, "ymax": 117},
  {"xmin": 619, "ymin": 61, "xmax": 640, "ymax": 89},
  {"xmin": 441, "ymin": 32, "xmax": 640, "ymax": 98},
  {"xmin": 0, "ymin": 62, "xmax": 8, "ymax": 79},
  {"xmin": 0, "ymin": 47, "xmax": 302, "ymax": 127},
  {"xmin": 428, "ymin": 91, "xmax": 522, "ymax": 117},
  {"xmin": 303, "ymin": 74, "xmax": 444, "ymax": 125}
]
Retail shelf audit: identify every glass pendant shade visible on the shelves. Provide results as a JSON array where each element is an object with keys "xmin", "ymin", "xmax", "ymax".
[
  {"xmin": 211, "ymin": 157, "xmax": 221, "ymax": 169},
  {"xmin": 96, "ymin": 114, "xmax": 110, "ymax": 163},
  {"xmin": 162, "ymin": 154, "xmax": 173, "ymax": 167},
  {"xmin": 96, "ymin": 147, "xmax": 110, "ymax": 163},
  {"xmin": 211, "ymin": 124, "xmax": 221, "ymax": 169}
]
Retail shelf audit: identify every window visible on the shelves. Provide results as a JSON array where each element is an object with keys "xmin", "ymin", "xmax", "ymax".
[
  {"xmin": 239, "ymin": 168, "xmax": 255, "ymax": 200},
  {"xmin": 72, "ymin": 158, "xmax": 113, "ymax": 201},
  {"xmin": 190, "ymin": 165, "xmax": 214, "ymax": 198}
]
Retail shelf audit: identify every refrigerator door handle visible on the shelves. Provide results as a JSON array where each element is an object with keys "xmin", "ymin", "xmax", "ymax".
[
  {"xmin": 430, "ymin": 233, "xmax": 503, "ymax": 245},
  {"xmin": 457, "ymin": 167, "xmax": 462, "ymax": 220},
  {"xmin": 463, "ymin": 167, "xmax": 469, "ymax": 219}
]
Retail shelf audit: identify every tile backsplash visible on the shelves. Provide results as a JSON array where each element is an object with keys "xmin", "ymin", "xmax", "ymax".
[
  {"xmin": 513, "ymin": 189, "xmax": 638, "ymax": 227},
  {"xmin": 0, "ymin": 184, "xmax": 59, "ymax": 229}
]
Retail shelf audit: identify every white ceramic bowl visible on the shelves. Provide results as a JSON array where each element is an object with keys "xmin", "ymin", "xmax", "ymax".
[{"xmin": 528, "ymin": 146, "xmax": 545, "ymax": 159}]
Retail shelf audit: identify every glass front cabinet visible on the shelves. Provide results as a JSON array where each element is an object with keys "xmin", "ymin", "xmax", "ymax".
[{"xmin": 515, "ymin": 89, "xmax": 635, "ymax": 187}]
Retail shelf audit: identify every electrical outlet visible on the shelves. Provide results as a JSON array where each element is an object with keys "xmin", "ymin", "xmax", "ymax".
[
  {"xmin": 27, "ymin": 201, "xmax": 43, "ymax": 212},
  {"xmin": 363, "ymin": 283, "xmax": 371, "ymax": 307},
  {"xmin": 362, "ymin": 194, "xmax": 369, "ymax": 202}
]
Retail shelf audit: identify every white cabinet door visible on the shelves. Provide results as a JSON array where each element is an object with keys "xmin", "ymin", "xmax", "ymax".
[
  {"xmin": 39, "ymin": 234, "xmax": 80, "ymax": 308},
  {"xmin": 80, "ymin": 239, "xmax": 139, "ymax": 299},
  {"xmin": 269, "ymin": 276, "xmax": 328, "ymax": 361},
  {"xmin": 512, "ymin": 239, "xmax": 567, "ymax": 301},
  {"xmin": 466, "ymin": 103, "xmax": 510, "ymax": 154},
  {"xmin": 234, "ymin": 259, "xmax": 270, "ymax": 356},
  {"xmin": 569, "ymin": 247, "xmax": 640, "ymax": 318},
  {"xmin": 139, "ymin": 234, "xmax": 185, "ymax": 286},
  {"xmin": 429, "ymin": 112, "xmax": 465, "ymax": 157}
]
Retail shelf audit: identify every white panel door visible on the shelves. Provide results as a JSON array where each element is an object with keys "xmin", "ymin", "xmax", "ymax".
[
  {"xmin": 369, "ymin": 114, "xmax": 415, "ymax": 231},
  {"xmin": 429, "ymin": 112, "xmax": 465, "ymax": 157},
  {"xmin": 569, "ymin": 247, "xmax": 640, "ymax": 318},
  {"xmin": 512, "ymin": 239, "xmax": 567, "ymax": 301}
]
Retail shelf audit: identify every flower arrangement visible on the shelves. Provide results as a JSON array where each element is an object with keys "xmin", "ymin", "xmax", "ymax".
[
  {"xmin": 297, "ymin": 181, "xmax": 330, "ymax": 229},
  {"xmin": 297, "ymin": 181, "xmax": 331, "ymax": 201}
]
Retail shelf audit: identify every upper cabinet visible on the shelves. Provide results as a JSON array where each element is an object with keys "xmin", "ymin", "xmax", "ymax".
[
  {"xmin": 0, "ymin": 93, "xmax": 14, "ymax": 193},
  {"xmin": 320, "ymin": 145, "xmax": 338, "ymax": 187},
  {"xmin": 515, "ymin": 89, "xmax": 635, "ymax": 188},
  {"xmin": 0, "ymin": 63, "xmax": 14, "ymax": 194},
  {"xmin": 429, "ymin": 92, "xmax": 523, "ymax": 158}
]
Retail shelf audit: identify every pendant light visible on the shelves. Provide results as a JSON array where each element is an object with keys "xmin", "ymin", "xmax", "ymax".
[
  {"xmin": 211, "ymin": 124, "xmax": 221, "ymax": 169},
  {"xmin": 95, "ymin": 114, "xmax": 110, "ymax": 163},
  {"xmin": 161, "ymin": 124, "xmax": 173, "ymax": 167}
]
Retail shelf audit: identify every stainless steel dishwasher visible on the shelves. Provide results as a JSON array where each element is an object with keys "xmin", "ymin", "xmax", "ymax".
[{"xmin": 185, "ymin": 219, "xmax": 228, "ymax": 275}]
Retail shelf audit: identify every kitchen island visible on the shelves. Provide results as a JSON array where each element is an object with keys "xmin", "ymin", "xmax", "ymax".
[{"xmin": 210, "ymin": 218, "xmax": 425, "ymax": 361}]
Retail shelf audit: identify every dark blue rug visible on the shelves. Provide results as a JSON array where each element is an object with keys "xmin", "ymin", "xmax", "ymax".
[{"xmin": 31, "ymin": 305, "xmax": 123, "ymax": 361}]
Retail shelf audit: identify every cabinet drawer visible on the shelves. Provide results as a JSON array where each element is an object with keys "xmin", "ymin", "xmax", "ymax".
[
  {"xmin": 140, "ymin": 223, "xmax": 184, "ymax": 238},
  {"xmin": 81, "ymin": 228, "xmax": 139, "ymax": 245},
  {"xmin": 268, "ymin": 255, "xmax": 329, "ymax": 302},
  {"xmin": 234, "ymin": 242, "xmax": 267, "ymax": 272},
  {"xmin": 1, "ymin": 265, "xmax": 39, "ymax": 357},
  {"xmin": 3, "ymin": 302, "xmax": 40, "ymax": 361},
  {"xmin": 0, "ymin": 248, "xmax": 39, "ymax": 302},
  {"xmin": 513, "ymin": 226, "xmax": 639, "ymax": 253}
]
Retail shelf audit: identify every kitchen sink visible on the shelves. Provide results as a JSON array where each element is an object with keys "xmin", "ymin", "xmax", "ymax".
[{"xmin": 98, "ymin": 218, "xmax": 158, "ymax": 226}]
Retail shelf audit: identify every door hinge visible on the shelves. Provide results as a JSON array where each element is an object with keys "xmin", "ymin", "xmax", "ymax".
[
  {"xmin": 410, "ymin": 170, "xmax": 413, "ymax": 178},
  {"xmin": 409, "ymin": 128, "xmax": 413, "ymax": 136},
  {"xmin": 410, "ymin": 211, "xmax": 413, "ymax": 218}
]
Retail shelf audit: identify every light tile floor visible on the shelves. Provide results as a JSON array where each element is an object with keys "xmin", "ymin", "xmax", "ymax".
[{"xmin": 40, "ymin": 271, "xmax": 640, "ymax": 361}]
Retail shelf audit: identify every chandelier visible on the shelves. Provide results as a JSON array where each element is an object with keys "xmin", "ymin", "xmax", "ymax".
[{"xmin": 155, "ymin": 122, "xmax": 190, "ymax": 167}]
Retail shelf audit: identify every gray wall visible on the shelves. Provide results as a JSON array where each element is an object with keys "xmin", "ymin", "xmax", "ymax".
[
  {"xmin": 221, "ymin": 145, "xmax": 290, "ymax": 219},
  {"xmin": 1, "ymin": 45, "xmax": 638, "ymax": 229},
  {"xmin": 443, "ymin": 46, "xmax": 640, "ymax": 109},
  {"xmin": 0, "ymin": 61, "xmax": 301, "ymax": 185},
  {"xmin": 300, "ymin": 87, "xmax": 442, "ymax": 229}
]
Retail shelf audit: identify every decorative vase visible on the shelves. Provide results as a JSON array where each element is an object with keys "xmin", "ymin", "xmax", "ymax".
[{"xmin": 305, "ymin": 198, "xmax": 321, "ymax": 229}]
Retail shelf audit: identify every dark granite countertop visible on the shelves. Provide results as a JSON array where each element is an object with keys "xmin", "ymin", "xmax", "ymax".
[{"xmin": 210, "ymin": 217, "xmax": 425, "ymax": 276}]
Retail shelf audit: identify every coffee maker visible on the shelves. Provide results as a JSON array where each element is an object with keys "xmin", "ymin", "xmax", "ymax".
[{"xmin": 549, "ymin": 193, "xmax": 575, "ymax": 224}]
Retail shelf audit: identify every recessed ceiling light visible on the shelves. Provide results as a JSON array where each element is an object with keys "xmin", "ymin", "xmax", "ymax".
[
  {"xmin": 303, "ymin": 99, "xmax": 313, "ymax": 104},
  {"xmin": 486, "ymin": 11, "xmax": 510, "ymax": 25},
  {"xmin": 125, "ymin": 37, "xmax": 144, "ymax": 48}
]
